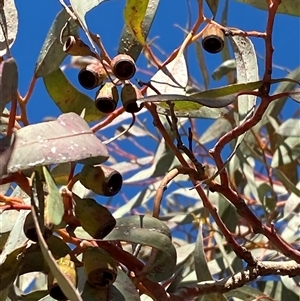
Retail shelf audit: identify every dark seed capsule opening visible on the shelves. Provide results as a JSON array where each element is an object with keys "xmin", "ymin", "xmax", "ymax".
[
  {"xmin": 113, "ymin": 59, "xmax": 136, "ymax": 80},
  {"xmin": 49, "ymin": 284, "xmax": 66, "ymax": 301},
  {"xmin": 103, "ymin": 172, "xmax": 123, "ymax": 196},
  {"xmin": 24, "ymin": 213, "xmax": 52, "ymax": 242},
  {"xmin": 124, "ymin": 101, "xmax": 144, "ymax": 113},
  {"xmin": 202, "ymin": 35, "xmax": 224, "ymax": 54},
  {"xmin": 95, "ymin": 220, "xmax": 116, "ymax": 239},
  {"xmin": 89, "ymin": 269, "xmax": 116, "ymax": 288},
  {"xmin": 78, "ymin": 69, "xmax": 99, "ymax": 90},
  {"xmin": 95, "ymin": 97, "xmax": 117, "ymax": 114},
  {"xmin": 63, "ymin": 36, "xmax": 73, "ymax": 52}
]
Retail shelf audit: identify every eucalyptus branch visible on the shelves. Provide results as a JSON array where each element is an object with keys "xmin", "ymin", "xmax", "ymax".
[{"xmin": 170, "ymin": 260, "xmax": 300, "ymax": 300}]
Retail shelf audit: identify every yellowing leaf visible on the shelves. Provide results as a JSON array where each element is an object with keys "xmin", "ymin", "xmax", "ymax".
[
  {"xmin": 119, "ymin": 0, "xmax": 160, "ymax": 61},
  {"xmin": 124, "ymin": 0, "xmax": 149, "ymax": 45},
  {"xmin": 43, "ymin": 69, "xmax": 105, "ymax": 122}
]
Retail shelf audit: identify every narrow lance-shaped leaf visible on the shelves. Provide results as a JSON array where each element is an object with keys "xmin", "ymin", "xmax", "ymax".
[
  {"xmin": 30, "ymin": 195, "xmax": 83, "ymax": 301},
  {"xmin": 195, "ymin": 41, "xmax": 210, "ymax": 89},
  {"xmin": 230, "ymin": 35, "xmax": 258, "ymax": 126},
  {"xmin": 205, "ymin": 0, "xmax": 219, "ymax": 18},
  {"xmin": 0, "ymin": 134, "xmax": 15, "ymax": 178},
  {"xmin": 0, "ymin": 0, "xmax": 18, "ymax": 56},
  {"xmin": 119, "ymin": 0, "xmax": 160, "ymax": 61},
  {"xmin": 44, "ymin": 69, "xmax": 105, "ymax": 122},
  {"xmin": 256, "ymin": 66, "xmax": 300, "ymax": 132},
  {"xmin": 0, "ymin": 57, "xmax": 18, "ymax": 114},
  {"xmin": 34, "ymin": 9, "xmax": 78, "ymax": 78},
  {"xmin": 288, "ymin": 88, "xmax": 300, "ymax": 103},
  {"xmin": 7, "ymin": 112, "xmax": 109, "ymax": 173},
  {"xmin": 124, "ymin": 0, "xmax": 150, "ymax": 45},
  {"xmin": 212, "ymin": 59, "xmax": 236, "ymax": 81},
  {"xmin": 152, "ymin": 78, "xmax": 293, "ymax": 118},
  {"xmin": 194, "ymin": 222, "xmax": 227, "ymax": 301},
  {"xmin": 226, "ymin": 35, "xmax": 258, "ymax": 174},
  {"xmin": 43, "ymin": 166, "xmax": 64, "ymax": 226},
  {"xmin": 271, "ymin": 136, "xmax": 300, "ymax": 168}
]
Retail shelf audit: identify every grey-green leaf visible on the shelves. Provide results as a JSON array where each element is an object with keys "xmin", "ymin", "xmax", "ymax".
[
  {"xmin": 7, "ymin": 112, "xmax": 109, "ymax": 173},
  {"xmin": 212, "ymin": 59, "xmax": 236, "ymax": 81},
  {"xmin": 205, "ymin": 0, "xmax": 219, "ymax": 18},
  {"xmin": 104, "ymin": 215, "xmax": 176, "ymax": 282},
  {"xmin": 34, "ymin": 9, "xmax": 78, "ymax": 78},
  {"xmin": 271, "ymin": 136, "xmax": 300, "ymax": 168},
  {"xmin": 43, "ymin": 166, "xmax": 64, "ymax": 226},
  {"xmin": 0, "ymin": 134, "xmax": 15, "ymax": 178},
  {"xmin": 0, "ymin": 57, "xmax": 18, "ymax": 114}
]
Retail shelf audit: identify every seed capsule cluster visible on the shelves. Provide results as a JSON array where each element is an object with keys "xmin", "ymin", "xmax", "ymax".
[{"xmin": 63, "ymin": 37, "xmax": 144, "ymax": 114}]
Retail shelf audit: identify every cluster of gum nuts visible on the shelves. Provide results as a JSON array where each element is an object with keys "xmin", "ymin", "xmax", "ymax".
[{"xmin": 63, "ymin": 35, "xmax": 144, "ymax": 115}]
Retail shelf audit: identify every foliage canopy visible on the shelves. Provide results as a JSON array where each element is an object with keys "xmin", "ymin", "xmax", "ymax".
[{"xmin": 0, "ymin": 0, "xmax": 299, "ymax": 301}]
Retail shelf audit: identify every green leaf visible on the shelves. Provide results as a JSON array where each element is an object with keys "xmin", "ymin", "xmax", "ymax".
[
  {"xmin": 43, "ymin": 69, "xmax": 105, "ymax": 122},
  {"xmin": 284, "ymin": 181, "xmax": 300, "ymax": 217},
  {"xmin": 141, "ymin": 92, "xmax": 236, "ymax": 108},
  {"xmin": 152, "ymin": 78, "xmax": 293, "ymax": 117},
  {"xmin": 20, "ymin": 235, "xmax": 80, "ymax": 275},
  {"xmin": 51, "ymin": 163, "xmax": 72, "ymax": 185},
  {"xmin": 0, "ymin": 201, "xmax": 29, "ymax": 264},
  {"xmin": 119, "ymin": 0, "xmax": 160, "ymax": 61},
  {"xmin": 275, "ymin": 169, "xmax": 300, "ymax": 198},
  {"xmin": 0, "ymin": 0, "xmax": 18, "ymax": 56},
  {"xmin": 227, "ymin": 35, "xmax": 258, "ymax": 165},
  {"xmin": 194, "ymin": 223, "xmax": 212, "ymax": 282},
  {"xmin": 254, "ymin": 67, "xmax": 300, "ymax": 133},
  {"xmin": 194, "ymin": 223, "xmax": 227, "ymax": 301},
  {"xmin": 0, "ymin": 133, "xmax": 15, "ymax": 178},
  {"xmin": 276, "ymin": 118, "xmax": 300, "ymax": 137},
  {"xmin": 34, "ymin": 9, "xmax": 78, "ymax": 78},
  {"xmin": 30, "ymin": 202, "xmax": 83, "ymax": 301},
  {"xmin": 235, "ymin": 0, "xmax": 300, "ymax": 16},
  {"xmin": 0, "ymin": 247, "xmax": 24, "ymax": 291},
  {"xmin": 289, "ymin": 87, "xmax": 300, "ymax": 103},
  {"xmin": 199, "ymin": 118, "xmax": 232, "ymax": 144},
  {"xmin": 205, "ymin": 0, "xmax": 219, "ymax": 18},
  {"xmin": 212, "ymin": 59, "xmax": 236, "ymax": 81},
  {"xmin": 43, "ymin": 166, "xmax": 64, "ymax": 226},
  {"xmin": 104, "ymin": 215, "xmax": 176, "ymax": 282},
  {"xmin": 123, "ymin": 0, "xmax": 150, "ymax": 45},
  {"xmin": 7, "ymin": 112, "xmax": 109, "ymax": 173},
  {"xmin": 271, "ymin": 136, "xmax": 300, "ymax": 167},
  {"xmin": 0, "ymin": 57, "xmax": 18, "ymax": 114},
  {"xmin": 195, "ymin": 41, "xmax": 210, "ymax": 89},
  {"xmin": 111, "ymin": 269, "xmax": 141, "ymax": 301}
]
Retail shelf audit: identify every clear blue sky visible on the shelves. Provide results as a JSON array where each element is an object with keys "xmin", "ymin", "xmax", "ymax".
[{"xmin": 11, "ymin": 0, "xmax": 300, "ymax": 208}]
